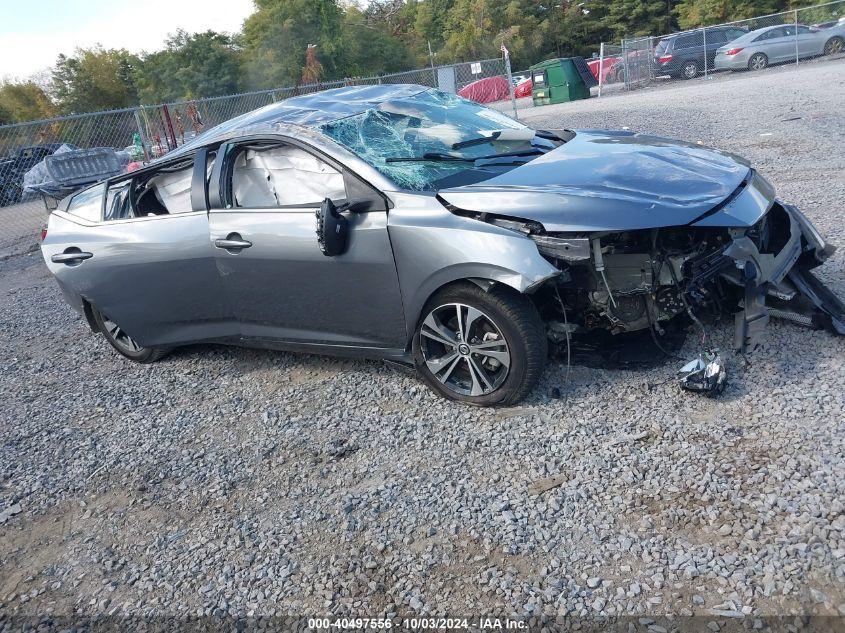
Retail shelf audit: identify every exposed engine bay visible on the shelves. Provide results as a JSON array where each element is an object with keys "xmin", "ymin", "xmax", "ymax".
[{"xmin": 459, "ymin": 192, "xmax": 845, "ymax": 386}]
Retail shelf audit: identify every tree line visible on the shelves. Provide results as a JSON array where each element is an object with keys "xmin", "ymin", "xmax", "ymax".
[{"xmin": 0, "ymin": 0, "xmax": 824, "ymax": 124}]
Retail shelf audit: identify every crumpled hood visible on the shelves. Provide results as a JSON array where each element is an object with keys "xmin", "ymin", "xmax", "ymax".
[{"xmin": 437, "ymin": 130, "xmax": 757, "ymax": 232}]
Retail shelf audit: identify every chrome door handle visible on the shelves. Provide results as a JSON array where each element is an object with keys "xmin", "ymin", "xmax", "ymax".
[
  {"xmin": 214, "ymin": 238, "xmax": 252, "ymax": 250},
  {"xmin": 51, "ymin": 251, "xmax": 93, "ymax": 264}
]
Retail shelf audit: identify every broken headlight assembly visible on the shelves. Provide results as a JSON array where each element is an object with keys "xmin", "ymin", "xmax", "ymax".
[{"xmin": 529, "ymin": 234, "xmax": 592, "ymax": 261}]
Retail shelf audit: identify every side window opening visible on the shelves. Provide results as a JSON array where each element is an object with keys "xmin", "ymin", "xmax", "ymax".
[
  {"xmin": 67, "ymin": 183, "xmax": 106, "ymax": 222},
  {"xmin": 229, "ymin": 144, "xmax": 346, "ymax": 209},
  {"xmin": 135, "ymin": 161, "xmax": 194, "ymax": 217},
  {"xmin": 103, "ymin": 154, "xmax": 210, "ymax": 221}
]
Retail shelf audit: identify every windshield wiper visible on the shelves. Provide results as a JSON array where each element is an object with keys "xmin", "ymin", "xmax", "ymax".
[
  {"xmin": 385, "ymin": 148, "xmax": 547, "ymax": 165},
  {"xmin": 385, "ymin": 152, "xmax": 472, "ymax": 163},
  {"xmin": 451, "ymin": 129, "xmax": 537, "ymax": 150}
]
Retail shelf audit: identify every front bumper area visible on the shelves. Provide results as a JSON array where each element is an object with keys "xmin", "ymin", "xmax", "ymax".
[{"xmin": 722, "ymin": 202, "xmax": 844, "ymax": 352}]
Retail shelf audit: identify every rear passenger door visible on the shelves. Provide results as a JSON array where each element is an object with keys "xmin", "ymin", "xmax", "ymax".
[
  {"xmin": 758, "ymin": 27, "xmax": 792, "ymax": 62},
  {"xmin": 207, "ymin": 137, "xmax": 407, "ymax": 351},
  {"xmin": 43, "ymin": 149, "xmax": 238, "ymax": 348}
]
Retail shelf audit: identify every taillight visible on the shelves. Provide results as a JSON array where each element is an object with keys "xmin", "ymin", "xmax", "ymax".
[
  {"xmin": 40, "ymin": 227, "xmax": 47, "ymax": 242},
  {"xmin": 658, "ymin": 54, "xmax": 673, "ymax": 64},
  {"xmin": 725, "ymin": 47, "xmax": 744, "ymax": 56}
]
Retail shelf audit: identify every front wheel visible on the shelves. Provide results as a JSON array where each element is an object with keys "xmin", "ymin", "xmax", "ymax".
[
  {"xmin": 412, "ymin": 283, "xmax": 547, "ymax": 406},
  {"xmin": 824, "ymin": 36, "xmax": 844, "ymax": 56},
  {"xmin": 92, "ymin": 308, "xmax": 170, "ymax": 363}
]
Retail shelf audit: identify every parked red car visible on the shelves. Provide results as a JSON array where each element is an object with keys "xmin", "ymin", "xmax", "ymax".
[
  {"xmin": 457, "ymin": 76, "xmax": 511, "ymax": 104},
  {"xmin": 514, "ymin": 78, "xmax": 532, "ymax": 98},
  {"xmin": 587, "ymin": 56, "xmax": 622, "ymax": 84}
]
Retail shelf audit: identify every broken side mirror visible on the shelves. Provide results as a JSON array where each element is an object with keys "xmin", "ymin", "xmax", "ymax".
[{"xmin": 316, "ymin": 198, "xmax": 349, "ymax": 257}]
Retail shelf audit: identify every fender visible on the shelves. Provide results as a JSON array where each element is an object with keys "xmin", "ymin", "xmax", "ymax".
[{"xmin": 386, "ymin": 191, "xmax": 560, "ymax": 343}]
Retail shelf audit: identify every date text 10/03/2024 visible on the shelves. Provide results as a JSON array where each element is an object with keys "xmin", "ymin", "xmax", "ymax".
[{"xmin": 307, "ymin": 617, "xmax": 527, "ymax": 630}]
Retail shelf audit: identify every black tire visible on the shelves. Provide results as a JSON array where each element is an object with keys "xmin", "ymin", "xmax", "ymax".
[
  {"xmin": 412, "ymin": 282, "xmax": 546, "ymax": 406},
  {"xmin": 824, "ymin": 36, "xmax": 844, "ymax": 56},
  {"xmin": 0, "ymin": 182, "xmax": 22, "ymax": 207},
  {"xmin": 748, "ymin": 53, "xmax": 768, "ymax": 71},
  {"xmin": 680, "ymin": 60, "xmax": 700, "ymax": 79},
  {"xmin": 92, "ymin": 307, "xmax": 170, "ymax": 363}
]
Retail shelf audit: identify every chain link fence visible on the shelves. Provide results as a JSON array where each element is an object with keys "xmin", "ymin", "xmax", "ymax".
[
  {"xmin": 0, "ymin": 58, "xmax": 510, "ymax": 252},
  {"xmin": 0, "ymin": 57, "xmax": 508, "ymax": 257},
  {"xmin": 598, "ymin": 0, "xmax": 845, "ymax": 94}
]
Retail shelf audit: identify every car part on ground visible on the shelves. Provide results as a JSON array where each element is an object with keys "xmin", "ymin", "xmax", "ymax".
[
  {"xmin": 39, "ymin": 85, "xmax": 845, "ymax": 405},
  {"xmin": 678, "ymin": 350, "xmax": 727, "ymax": 394}
]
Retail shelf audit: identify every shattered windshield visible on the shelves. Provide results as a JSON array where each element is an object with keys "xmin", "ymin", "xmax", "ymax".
[{"xmin": 319, "ymin": 89, "xmax": 554, "ymax": 190}]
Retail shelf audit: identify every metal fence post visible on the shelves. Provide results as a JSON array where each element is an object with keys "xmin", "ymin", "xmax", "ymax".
[
  {"xmin": 132, "ymin": 108, "xmax": 150, "ymax": 162},
  {"xmin": 649, "ymin": 36, "xmax": 655, "ymax": 82},
  {"xmin": 503, "ymin": 51, "xmax": 518, "ymax": 120},
  {"xmin": 622, "ymin": 40, "xmax": 629, "ymax": 90},
  {"xmin": 794, "ymin": 9, "xmax": 800, "ymax": 68},
  {"xmin": 702, "ymin": 27, "xmax": 708, "ymax": 78},
  {"xmin": 598, "ymin": 42, "xmax": 605, "ymax": 97}
]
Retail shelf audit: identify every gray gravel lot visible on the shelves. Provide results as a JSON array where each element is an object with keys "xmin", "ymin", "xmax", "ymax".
[{"xmin": 1, "ymin": 62, "xmax": 844, "ymax": 626}]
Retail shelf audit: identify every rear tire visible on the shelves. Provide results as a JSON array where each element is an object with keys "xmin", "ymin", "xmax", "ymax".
[
  {"xmin": 92, "ymin": 308, "xmax": 170, "ymax": 363},
  {"xmin": 824, "ymin": 36, "xmax": 844, "ymax": 56},
  {"xmin": 680, "ymin": 60, "xmax": 700, "ymax": 79},
  {"xmin": 412, "ymin": 282, "xmax": 546, "ymax": 406},
  {"xmin": 748, "ymin": 53, "xmax": 768, "ymax": 71},
  {"xmin": 0, "ymin": 183, "xmax": 22, "ymax": 207}
]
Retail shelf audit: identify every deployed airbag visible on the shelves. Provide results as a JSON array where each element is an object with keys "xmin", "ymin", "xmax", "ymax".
[
  {"xmin": 148, "ymin": 167, "xmax": 193, "ymax": 214},
  {"xmin": 233, "ymin": 147, "xmax": 345, "ymax": 208}
]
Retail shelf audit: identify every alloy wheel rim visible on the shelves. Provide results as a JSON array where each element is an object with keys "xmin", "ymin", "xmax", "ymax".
[
  {"xmin": 419, "ymin": 303, "xmax": 510, "ymax": 397},
  {"xmin": 102, "ymin": 315, "xmax": 142, "ymax": 354},
  {"xmin": 827, "ymin": 39, "xmax": 843, "ymax": 54},
  {"xmin": 751, "ymin": 56, "xmax": 766, "ymax": 70},
  {"xmin": 684, "ymin": 64, "xmax": 697, "ymax": 78}
]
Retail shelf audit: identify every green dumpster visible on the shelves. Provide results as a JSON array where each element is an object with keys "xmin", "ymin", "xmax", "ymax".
[{"xmin": 530, "ymin": 57, "xmax": 597, "ymax": 106}]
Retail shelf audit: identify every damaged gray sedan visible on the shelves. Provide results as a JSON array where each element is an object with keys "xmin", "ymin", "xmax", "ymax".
[{"xmin": 41, "ymin": 85, "xmax": 844, "ymax": 405}]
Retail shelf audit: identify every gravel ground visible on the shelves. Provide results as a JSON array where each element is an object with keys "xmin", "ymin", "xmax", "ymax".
[{"xmin": 1, "ymin": 62, "xmax": 844, "ymax": 628}]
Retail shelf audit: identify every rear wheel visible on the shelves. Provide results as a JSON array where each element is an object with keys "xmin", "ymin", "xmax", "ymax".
[
  {"xmin": 0, "ymin": 182, "xmax": 22, "ymax": 207},
  {"xmin": 680, "ymin": 60, "xmax": 700, "ymax": 79},
  {"xmin": 412, "ymin": 283, "xmax": 546, "ymax": 406},
  {"xmin": 92, "ymin": 308, "xmax": 170, "ymax": 363},
  {"xmin": 748, "ymin": 53, "xmax": 768, "ymax": 71},
  {"xmin": 824, "ymin": 36, "xmax": 844, "ymax": 56}
]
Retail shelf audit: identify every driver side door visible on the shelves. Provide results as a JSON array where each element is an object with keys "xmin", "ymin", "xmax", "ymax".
[{"xmin": 207, "ymin": 137, "xmax": 407, "ymax": 353}]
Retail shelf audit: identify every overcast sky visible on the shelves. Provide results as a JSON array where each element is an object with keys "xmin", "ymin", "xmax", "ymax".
[{"xmin": 0, "ymin": 0, "xmax": 256, "ymax": 80}]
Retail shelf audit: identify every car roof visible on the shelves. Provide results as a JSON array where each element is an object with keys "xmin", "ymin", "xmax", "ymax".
[
  {"xmin": 170, "ymin": 83, "xmax": 430, "ymax": 157},
  {"xmin": 665, "ymin": 24, "xmax": 743, "ymax": 40},
  {"xmin": 742, "ymin": 24, "xmax": 798, "ymax": 38},
  {"xmin": 212, "ymin": 83, "xmax": 427, "ymax": 131}
]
